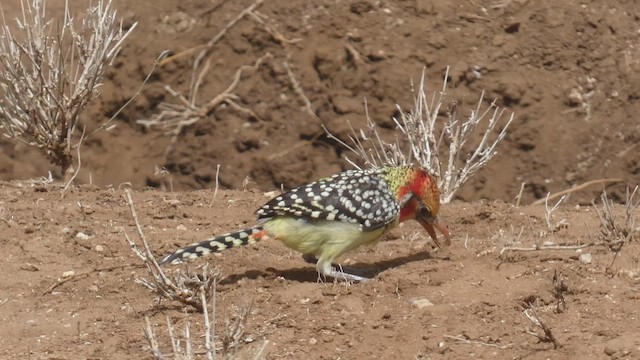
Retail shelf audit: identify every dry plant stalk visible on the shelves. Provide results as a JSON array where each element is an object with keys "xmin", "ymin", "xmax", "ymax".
[
  {"xmin": 593, "ymin": 186, "xmax": 639, "ymax": 270},
  {"xmin": 123, "ymin": 189, "xmax": 218, "ymax": 311},
  {"xmin": 523, "ymin": 302, "xmax": 560, "ymax": 349},
  {"xmin": 552, "ymin": 269, "xmax": 567, "ymax": 314},
  {"xmin": 325, "ymin": 68, "xmax": 514, "ymax": 203},
  {"xmin": 544, "ymin": 192, "xmax": 568, "ymax": 234},
  {"xmin": 0, "ymin": 0, "xmax": 136, "ymax": 174}
]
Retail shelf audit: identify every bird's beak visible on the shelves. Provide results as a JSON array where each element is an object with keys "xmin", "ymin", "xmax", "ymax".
[{"xmin": 417, "ymin": 214, "xmax": 451, "ymax": 247}]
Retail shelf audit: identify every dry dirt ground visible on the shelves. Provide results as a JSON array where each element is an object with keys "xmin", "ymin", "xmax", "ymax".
[
  {"xmin": 0, "ymin": 182, "xmax": 639, "ymax": 359},
  {"xmin": 1, "ymin": 0, "xmax": 640, "ymax": 359}
]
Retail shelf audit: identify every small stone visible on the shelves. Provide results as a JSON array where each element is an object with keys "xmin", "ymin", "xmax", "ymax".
[
  {"xmin": 95, "ymin": 245, "xmax": 104, "ymax": 252},
  {"xmin": 410, "ymin": 298, "xmax": 434, "ymax": 309},
  {"xmin": 579, "ymin": 253, "xmax": 592, "ymax": 264},
  {"xmin": 176, "ymin": 224, "xmax": 187, "ymax": 231},
  {"xmin": 62, "ymin": 270, "xmax": 76, "ymax": 278},
  {"xmin": 76, "ymin": 232, "xmax": 90, "ymax": 240},
  {"xmin": 88, "ymin": 284, "xmax": 99, "ymax": 292},
  {"xmin": 604, "ymin": 337, "xmax": 632, "ymax": 356},
  {"xmin": 26, "ymin": 319, "xmax": 37, "ymax": 326},
  {"xmin": 61, "ymin": 227, "xmax": 72, "ymax": 234},
  {"xmin": 20, "ymin": 263, "xmax": 40, "ymax": 272},
  {"xmin": 309, "ymin": 338, "xmax": 317, "ymax": 345}
]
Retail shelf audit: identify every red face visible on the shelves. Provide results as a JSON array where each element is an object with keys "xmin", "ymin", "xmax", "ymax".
[{"xmin": 398, "ymin": 169, "xmax": 451, "ymax": 247}]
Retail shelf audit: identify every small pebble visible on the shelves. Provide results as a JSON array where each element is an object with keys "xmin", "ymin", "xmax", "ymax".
[
  {"xmin": 62, "ymin": 270, "xmax": 76, "ymax": 278},
  {"xmin": 76, "ymin": 232, "xmax": 90, "ymax": 240},
  {"xmin": 95, "ymin": 245, "xmax": 104, "ymax": 252},
  {"xmin": 88, "ymin": 284, "xmax": 99, "ymax": 292},
  {"xmin": 60, "ymin": 227, "xmax": 72, "ymax": 234},
  {"xmin": 410, "ymin": 298, "xmax": 434, "ymax": 309},
  {"xmin": 26, "ymin": 319, "xmax": 37, "ymax": 326},
  {"xmin": 579, "ymin": 253, "xmax": 592, "ymax": 264},
  {"xmin": 176, "ymin": 224, "xmax": 187, "ymax": 231}
]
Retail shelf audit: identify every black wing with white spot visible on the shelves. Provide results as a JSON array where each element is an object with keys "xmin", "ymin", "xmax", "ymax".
[{"xmin": 255, "ymin": 168, "xmax": 400, "ymax": 231}]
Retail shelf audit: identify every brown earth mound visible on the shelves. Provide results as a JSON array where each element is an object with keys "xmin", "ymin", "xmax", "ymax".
[{"xmin": 1, "ymin": 0, "xmax": 639, "ymax": 204}]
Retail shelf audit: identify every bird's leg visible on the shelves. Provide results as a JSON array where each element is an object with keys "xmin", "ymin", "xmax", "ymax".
[{"xmin": 317, "ymin": 259, "xmax": 369, "ymax": 283}]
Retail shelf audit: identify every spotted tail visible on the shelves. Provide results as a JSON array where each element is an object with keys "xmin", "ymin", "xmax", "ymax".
[{"xmin": 160, "ymin": 226, "xmax": 267, "ymax": 265}]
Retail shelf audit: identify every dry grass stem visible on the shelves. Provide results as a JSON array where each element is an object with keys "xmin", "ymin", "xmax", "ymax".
[
  {"xmin": 60, "ymin": 127, "xmax": 85, "ymax": 197},
  {"xmin": 523, "ymin": 303, "xmax": 560, "ymax": 349},
  {"xmin": 324, "ymin": 67, "xmax": 514, "ymax": 203},
  {"xmin": 514, "ymin": 182, "xmax": 526, "ymax": 207},
  {"xmin": 552, "ymin": 269, "xmax": 567, "ymax": 313},
  {"xmin": 0, "ymin": 0, "xmax": 136, "ymax": 174},
  {"xmin": 544, "ymin": 193, "xmax": 568, "ymax": 234}
]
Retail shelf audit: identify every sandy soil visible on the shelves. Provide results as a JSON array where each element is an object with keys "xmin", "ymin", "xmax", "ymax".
[
  {"xmin": 0, "ymin": 182, "xmax": 639, "ymax": 359},
  {"xmin": 1, "ymin": 0, "xmax": 640, "ymax": 359}
]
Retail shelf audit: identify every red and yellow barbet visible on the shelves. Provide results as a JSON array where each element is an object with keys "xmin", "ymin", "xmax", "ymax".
[{"xmin": 161, "ymin": 166, "xmax": 450, "ymax": 282}]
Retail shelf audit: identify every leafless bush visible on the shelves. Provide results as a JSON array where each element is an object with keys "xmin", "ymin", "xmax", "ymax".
[
  {"xmin": 142, "ymin": 285, "xmax": 266, "ymax": 360},
  {"xmin": 123, "ymin": 189, "xmax": 267, "ymax": 359},
  {"xmin": 325, "ymin": 68, "xmax": 514, "ymax": 203},
  {"xmin": 593, "ymin": 186, "xmax": 639, "ymax": 270},
  {"xmin": 0, "ymin": 0, "xmax": 136, "ymax": 175}
]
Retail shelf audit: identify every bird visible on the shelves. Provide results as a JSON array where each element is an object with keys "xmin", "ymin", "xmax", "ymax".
[{"xmin": 160, "ymin": 165, "xmax": 450, "ymax": 282}]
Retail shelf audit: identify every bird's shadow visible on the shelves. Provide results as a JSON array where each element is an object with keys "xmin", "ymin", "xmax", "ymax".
[{"xmin": 219, "ymin": 251, "xmax": 436, "ymax": 285}]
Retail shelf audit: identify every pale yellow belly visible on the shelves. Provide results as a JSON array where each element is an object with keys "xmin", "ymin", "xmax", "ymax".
[{"xmin": 261, "ymin": 217, "xmax": 389, "ymax": 263}]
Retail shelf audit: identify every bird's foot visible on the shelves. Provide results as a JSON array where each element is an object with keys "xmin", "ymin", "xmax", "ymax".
[{"xmin": 321, "ymin": 265, "xmax": 370, "ymax": 284}]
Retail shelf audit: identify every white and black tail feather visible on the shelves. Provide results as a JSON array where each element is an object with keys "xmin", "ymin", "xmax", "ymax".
[{"xmin": 161, "ymin": 226, "xmax": 264, "ymax": 265}]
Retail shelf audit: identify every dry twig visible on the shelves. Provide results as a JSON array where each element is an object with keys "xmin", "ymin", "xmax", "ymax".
[
  {"xmin": 523, "ymin": 302, "xmax": 560, "ymax": 349},
  {"xmin": 544, "ymin": 192, "xmax": 568, "ymax": 234},
  {"xmin": 443, "ymin": 334, "xmax": 514, "ymax": 349},
  {"xmin": 43, "ymin": 264, "xmax": 138, "ymax": 295}
]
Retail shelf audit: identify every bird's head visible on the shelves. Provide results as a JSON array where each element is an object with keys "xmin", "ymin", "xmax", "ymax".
[{"xmin": 392, "ymin": 166, "xmax": 451, "ymax": 247}]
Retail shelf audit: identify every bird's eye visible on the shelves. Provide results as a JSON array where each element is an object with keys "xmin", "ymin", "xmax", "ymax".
[{"xmin": 419, "ymin": 204, "xmax": 432, "ymax": 217}]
